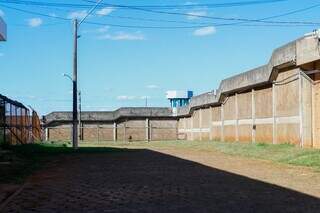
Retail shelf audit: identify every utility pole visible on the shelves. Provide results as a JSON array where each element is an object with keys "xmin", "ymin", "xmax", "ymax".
[
  {"xmin": 72, "ymin": 19, "xmax": 78, "ymax": 149},
  {"xmin": 71, "ymin": 0, "xmax": 104, "ymax": 149},
  {"xmin": 78, "ymin": 91, "xmax": 82, "ymax": 141}
]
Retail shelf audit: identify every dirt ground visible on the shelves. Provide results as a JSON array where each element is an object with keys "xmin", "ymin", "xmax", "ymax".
[{"xmin": 1, "ymin": 143, "xmax": 320, "ymax": 212}]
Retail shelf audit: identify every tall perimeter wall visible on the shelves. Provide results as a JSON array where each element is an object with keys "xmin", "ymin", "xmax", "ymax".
[
  {"xmin": 44, "ymin": 108, "xmax": 178, "ymax": 142},
  {"xmin": 44, "ymin": 34, "xmax": 320, "ymax": 148},
  {"xmin": 177, "ymin": 34, "xmax": 320, "ymax": 148}
]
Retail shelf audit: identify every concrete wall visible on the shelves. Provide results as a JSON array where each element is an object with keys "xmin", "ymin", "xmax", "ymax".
[
  {"xmin": 177, "ymin": 67, "xmax": 319, "ymax": 148},
  {"xmin": 313, "ymin": 73, "xmax": 320, "ymax": 148},
  {"xmin": 47, "ymin": 119, "xmax": 177, "ymax": 142},
  {"xmin": 45, "ymin": 35, "xmax": 320, "ymax": 148}
]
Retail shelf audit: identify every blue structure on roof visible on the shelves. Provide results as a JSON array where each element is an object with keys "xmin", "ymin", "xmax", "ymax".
[{"xmin": 166, "ymin": 90, "xmax": 193, "ymax": 108}]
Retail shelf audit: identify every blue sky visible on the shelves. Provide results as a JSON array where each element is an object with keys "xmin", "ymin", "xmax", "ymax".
[{"xmin": 0, "ymin": 0, "xmax": 320, "ymax": 115}]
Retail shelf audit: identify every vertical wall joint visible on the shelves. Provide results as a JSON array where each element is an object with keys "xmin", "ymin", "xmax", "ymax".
[
  {"xmin": 235, "ymin": 93, "xmax": 239, "ymax": 142},
  {"xmin": 251, "ymin": 89, "xmax": 256, "ymax": 143}
]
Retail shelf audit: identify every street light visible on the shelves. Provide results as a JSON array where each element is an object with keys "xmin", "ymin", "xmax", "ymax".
[
  {"xmin": 63, "ymin": 73, "xmax": 72, "ymax": 82},
  {"xmin": 63, "ymin": 73, "xmax": 82, "ymax": 142}
]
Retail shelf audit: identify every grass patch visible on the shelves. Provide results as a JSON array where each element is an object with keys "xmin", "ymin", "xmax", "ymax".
[
  {"xmin": 0, "ymin": 142, "xmax": 132, "ymax": 184},
  {"xmin": 209, "ymin": 142, "xmax": 320, "ymax": 169},
  {"xmin": 1, "ymin": 140, "xmax": 319, "ymax": 183},
  {"xmin": 85, "ymin": 140, "xmax": 320, "ymax": 170}
]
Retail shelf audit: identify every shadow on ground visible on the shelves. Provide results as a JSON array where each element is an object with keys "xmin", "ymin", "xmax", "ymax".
[{"xmin": 2, "ymin": 146, "xmax": 320, "ymax": 212}]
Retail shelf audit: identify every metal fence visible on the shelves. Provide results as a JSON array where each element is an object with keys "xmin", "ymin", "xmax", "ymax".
[{"xmin": 0, "ymin": 94, "xmax": 42, "ymax": 145}]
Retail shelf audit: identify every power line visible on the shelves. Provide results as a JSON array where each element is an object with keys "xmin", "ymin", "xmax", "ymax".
[
  {"xmin": 1, "ymin": 3, "xmax": 320, "ymax": 29},
  {"xmin": 2, "ymin": 0, "xmax": 320, "ymax": 26},
  {"xmin": 87, "ymin": 0, "xmax": 320, "ymax": 26},
  {"xmin": 97, "ymin": 3, "xmax": 320, "ymax": 27},
  {"xmin": 0, "ymin": 4, "xmax": 69, "ymax": 20},
  {"xmin": 0, "ymin": 4, "xmax": 209, "ymax": 29},
  {"xmin": 0, "ymin": 0, "xmax": 289, "ymax": 10}
]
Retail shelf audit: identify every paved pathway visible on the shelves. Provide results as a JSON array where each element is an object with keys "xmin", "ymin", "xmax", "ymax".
[{"xmin": 2, "ymin": 148, "xmax": 320, "ymax": 212}]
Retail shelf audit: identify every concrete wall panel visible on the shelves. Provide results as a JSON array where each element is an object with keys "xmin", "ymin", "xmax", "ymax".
[
  {"xmin": 192, "ymin": 110, "xmax": 200, "ymax": 128},
  {"xmin": 302, "ymin": 75, "xmax": 313, "ymax": 147},
  {"xmin": 151, "ymin": 128, "xmax": 177, "ymax": 141},
  {"xmin": 201, "ymin": 133, "xmax": 210, "ymax": 141},
  {"xmin": 238, "ymin": 125, "xmax": 252, "ymax": 142},
  {"xmin": 238, "ymin": 92, "xmax": 252, "ymax": 119},
  {"xmin": 223, "ymin": 125, "xmax": 236, "ymax": 142},
  {"xmin": 275, "ymin": 70, "xmax": 299, "ymax": 117},
  {"xmin": 313, "ymin": 75, "xmax": 320, "ymax": 148},
  {"xmin": 83, "ymin": 126, "xmax": 99, "ymax": 141},
  {"xmin": 201, "ymin": 108, "xmax": 210, "ymax": 128},
  {"xmin": 223, "ymin": 96, "xmax": 236, "ymax": 120},
  {"xmin": 98, "ymin": 128, "xmax": 114, "ymax": 141},
  {"xmin": 255, "ymin": 124, "xmax": 273, "ymax": 143},
  {"xmin": 255, "ymin": 87, "xmax": 272, "ymax": 118},
  {"xmin": 212, "ymin": 107, "xmax": 221, "ymax": 121},
  {"xmin": 116, "ymin": 126, "xmax": 126, "ymax": 141},
  {"xmin": 49, "ymin": 127, "xmax": 71, "ymax": 141},
  {"xmin": 212, "ymin": 127, "xmax": 221, "ymax": 141},
  {"xmin": 276, "ymin": 123, "xmax": 300, "ymax": 145}
]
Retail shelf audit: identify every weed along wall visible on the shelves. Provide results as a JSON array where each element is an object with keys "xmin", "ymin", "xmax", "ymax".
[{"xmin": 44, "ymin": 34, "xmax": 320, "ymax": 148}]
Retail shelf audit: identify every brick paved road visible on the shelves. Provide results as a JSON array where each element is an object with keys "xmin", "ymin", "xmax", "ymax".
[{"xmin": 3, "ymin": 148, "xmax": 320, "ymax": 212}]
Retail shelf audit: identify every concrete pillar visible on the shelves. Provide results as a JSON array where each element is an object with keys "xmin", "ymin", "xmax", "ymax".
[
  {"xmin": 199, "ymin": 108, "xmax": 202, "ymax": 141},
  {"xmin": 272, "ymin": 82, "xmax": 277, "ymax": 144},
  {"xmin": 235, "ymin": 93, "xmax": 239, "ymax": 142},
  {"xmin": 45, "ymin": 128, "xmax": 49, "ymax": 141},
  {"xmin": 209, "ymin": 106, "xmax": 213, "ymax": 141},
  {"xmin": 191, "ymin": 113, "xmax": 194, "ymax": 141},
  {"xmin": 312, "ymin": 76, "xmax": 316, "ymax": 148},
  {"xmin": 299, "ymin": 72, "xmax": 304, "ymax": 147},
  {"xmin": 124, "ymin": 121, "xmax": 127, "ymax": 142},
  {"xmin": 145, "ymin": 118, "xmax": 149, "ymax": 142},
  {"xmin": 150, "ymin": 123, "xmax": 153, "ymax": 141},
  {"xmin": 97, "ymin": 125, "xmax": 100, "ymax": 143},
  {"xmin": 175, "ymin": 120, "xmax": 178, "ymax": 140},
  {"xmin": 184, "ymin": 118, "xmax": 187, "ymax": 140},
  {"xmin": 113, "ymin": 122, "xmax": 117, "ymax": 142},
  {"xmin": 251, "ymin": 89, "xmax": 256, "ymax": 143},
  {"xmin": 221, "ymin": 103, "xmax": 224, "ymax": 142}
]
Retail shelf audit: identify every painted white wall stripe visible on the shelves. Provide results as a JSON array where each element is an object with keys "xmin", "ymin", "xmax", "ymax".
[{"xmin": 184, "ymin": 116, "xmax": 300, "ymax": 131}]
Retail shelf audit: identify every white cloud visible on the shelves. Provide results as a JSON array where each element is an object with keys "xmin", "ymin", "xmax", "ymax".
[
  {"xmin": 98, "ymin": 32, "xmax": 145, "ymax": 41},
  {"xmin": 68, "ymin": 10, "xmax": 88, "ymax": 19},
  {"xmin": 97, "ymin": 26, "xmax": 110, "ymax": 33},
  {"xmin": 187, "ymin": 11, "xmax": 207, "ymax": 20},
  {"xmin": 116, "ymin": 95, "xmax": 150, "ymax": 101},
  {"xmin": 0, "ymin": 9, "xmax": 5, "ymax": 17},
  {"xmin": 184, "ymin": 1, "xmax": 197, "ymax": 5},
  {"xmin": 27, "ymin": 18, "xmax": 43, "ymax": 27},
  {"xmin": 193, "ymin": 26, "xmax": 216, "ymax": 36},
  {"xmin": 96, "ymin": 7, "xmax": 114, "ymax": 16},
  {"xmin": 117, "ymin": 95, "xmax": 137, "ymax": 100},
  {"xmin": 146, "ymin": 85, "xmax": 159, "ymax": 89}
]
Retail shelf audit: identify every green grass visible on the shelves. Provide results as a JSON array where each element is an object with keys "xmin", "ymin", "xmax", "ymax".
[
  {"xmin": 84, "ymin": 140, "xmax": 320, "ymax": 170},
  {"xmin": 206, "ymin": 142, "xmax": 320, "ymax": 170},
  {"xmin": 0, "ymin": 142, "xmax": 131, "ymax": 184},
  {"xmin": 1, "ymin": 140, "xmax": 319, "ymax": 184}
]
